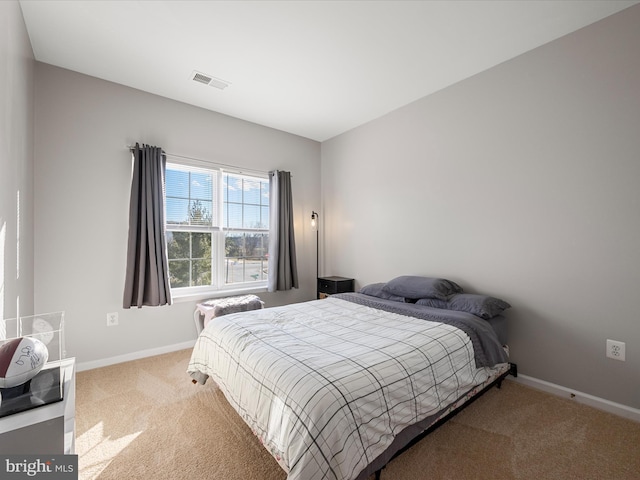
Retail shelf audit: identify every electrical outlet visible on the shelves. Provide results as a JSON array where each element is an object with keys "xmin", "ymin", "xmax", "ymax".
[
  {"xmin": 106, "ymin": 312, "xmax": 119, "ymax": 327},
  {"xmin": 606, "ymin": 339, "xmax": 625, "ymax": 361}
]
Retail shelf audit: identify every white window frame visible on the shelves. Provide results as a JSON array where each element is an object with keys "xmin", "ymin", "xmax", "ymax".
[{"xmin": 165, "ymin": 160, "xmax": 269, "ymax": 301}]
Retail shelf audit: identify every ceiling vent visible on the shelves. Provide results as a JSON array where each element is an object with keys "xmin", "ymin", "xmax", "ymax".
[{"xmin": 190, "ymin": 70, "xmax": 231, "ymax": 90}]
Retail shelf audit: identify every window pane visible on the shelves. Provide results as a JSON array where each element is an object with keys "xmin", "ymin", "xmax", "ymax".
[
  {"xmin": 261, "ymin": 206, "xmax": 269, "ymax": 229},
  {"xmin": 245, "ymin": 233, "xmax": 268, "ymax": 257},
  {"xmin": 224, "ymin": 232, "xmax": 268, "ymax": 285},
  {"xmin": 168, "ymin": 259, "xmax": 190, "ymax": 288},
  {"xmin": 192, "ymin": 258, "xmax": 211, "ymax": 286},
  {"xmin": 261, "ymin": 182, "xmax": 269, "ymax": 206},
  {"xmin": 225, "ymin": 232, "xmax": 244, "ymax": 258},
  {"xmin": 226, "ymin": 203, "xmax": 243, "ymax": 229},
  {"xmin": 224, "ymin": 257, "xmax": 241, "ymax": 284},
  {"xmin": 241, "ymin": 205, "xmax": 258, "ymax": 229},
  {"xmin": 243, "ymin": 179, "xmax": 261, "ymax": 205},
  {"xmin": 225, "ymin": 175, "xmax": 243, "ymax": 203},
  {"xmin": 166, "ymin": 170, "xmax": 189, "ymax": 198},
  {"xmin": 166, "ymin": 198, "xmax": 189, "ymax": 225},
  {"xmin": 189, "ymin": 200, "xmax": 212, "ymax": 226},
  {"xmin": 224, "ymin": 257, "xmax": 268, "ymax": 284},
  {"xmin": 245, "ymin": 258, "xmax": 267, "ymax": 282},
  {"xmin": 192, "ymin": 232, "xmax": 211, "ymax": 259},
  {"xmin": 166, "ymin": 231, "xmax": 190, "ymax": 259},
  {"xmin": 190, "ymin": 172, "xmax": 213, "ymax": 201}
]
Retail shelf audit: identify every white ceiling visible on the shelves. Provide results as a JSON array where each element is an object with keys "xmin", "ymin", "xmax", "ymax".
[{"xmin": 19, "ymin": 0, "xmax": 639, "ymax": 142}]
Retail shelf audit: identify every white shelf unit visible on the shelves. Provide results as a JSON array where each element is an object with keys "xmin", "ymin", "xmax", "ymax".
[{"xmin": 0, "ymin": 357, "xmax": 76, "ymax": 454}]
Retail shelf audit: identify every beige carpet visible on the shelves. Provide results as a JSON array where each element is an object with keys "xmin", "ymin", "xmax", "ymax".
[{"xmin": 76, "ymin": 349, "xmax": 640, "ymax": 480}]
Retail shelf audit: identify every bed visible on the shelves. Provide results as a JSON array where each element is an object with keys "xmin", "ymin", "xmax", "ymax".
[{"xmin": 188, "ymin": 276, "xmax": 514, "ymax": 480}]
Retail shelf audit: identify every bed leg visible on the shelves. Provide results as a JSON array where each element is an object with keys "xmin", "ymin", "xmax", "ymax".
[
  {"xmin": 497, "ymin": 362, "xmax": 519, "ymax": 389},
  {"xmin": 375, "ymin": 469, "xmax": 381, "ymax": 480}
]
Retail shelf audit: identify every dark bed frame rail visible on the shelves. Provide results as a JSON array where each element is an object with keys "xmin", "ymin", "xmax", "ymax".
[{"xmin": 373, "ymin": 362, "xmax": 518, "ymax": 480}]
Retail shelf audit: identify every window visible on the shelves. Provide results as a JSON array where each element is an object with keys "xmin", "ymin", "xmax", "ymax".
[{"xmin": 165, "ymin": 162, "xmax": 269, "ymax": 296}]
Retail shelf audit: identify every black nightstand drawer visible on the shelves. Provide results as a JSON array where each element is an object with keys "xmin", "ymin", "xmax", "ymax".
[{"xmin": 317, "ymin": 276, "xmax": 354, "ymax": 298}]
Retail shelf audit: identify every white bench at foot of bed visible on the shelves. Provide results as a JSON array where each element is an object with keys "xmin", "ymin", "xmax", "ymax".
[{"xmin": 193, "ymin": 294, "xmax": 264, "ymax": 335}]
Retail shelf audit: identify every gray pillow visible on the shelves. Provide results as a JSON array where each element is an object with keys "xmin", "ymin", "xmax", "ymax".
[
  {"xmin": 415, "ymin": 297, "xmax": 450, "ymax": 309},
  {"xmin": 383, "ymin": 275, "xmax": 463, "ymax": 300},
  {"xmin": 446, "ymin": 293, "xmax": 511, "ymax": 319},
  {"xmin": 359, "ymin": 283, "xmax": 405, "ymax": 302}
]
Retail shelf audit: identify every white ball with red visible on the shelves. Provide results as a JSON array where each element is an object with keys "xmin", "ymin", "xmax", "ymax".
[{"xmin": 0, "ymin": 337, "xmax": 49, "ymax": 388}]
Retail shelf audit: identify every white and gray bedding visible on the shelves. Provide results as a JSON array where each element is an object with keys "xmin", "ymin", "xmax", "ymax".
[
  {"xmin": 332, "ymin": 292, "xmax": 508, "ymax": 367},
  {"xmin": 188, "ymin": 293, "xmax": 509, "ymax": 480}
]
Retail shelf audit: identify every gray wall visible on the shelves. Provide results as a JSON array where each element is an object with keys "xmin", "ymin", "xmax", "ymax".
[
  {"xmin": 33, "ymin": 64, "xmax": 320, "ymax": 365},
  {"xmin": 321, "ymin": 6, "xmax": 640, "ymax": 409},
  {"xmin": 0, "ymin": 1, "xmax": 35, "ymax": 321}
]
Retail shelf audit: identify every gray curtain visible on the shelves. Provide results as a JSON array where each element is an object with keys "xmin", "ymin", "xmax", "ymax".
[
  {"xmin": 123, "ymin": 143, "xmax": 172, "ymax": 308},
  {"xmin": 268, "ymin": 170, "xmax": 299, "ymax": 292}
]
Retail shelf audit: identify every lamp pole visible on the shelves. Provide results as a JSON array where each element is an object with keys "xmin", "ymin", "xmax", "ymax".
[{"xmin": 311, "ymin": 211, "xmax": 319, "ymax": 282}]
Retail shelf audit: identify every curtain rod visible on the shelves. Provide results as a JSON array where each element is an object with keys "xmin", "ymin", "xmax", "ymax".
[{"xmin": 126, "ymin": 145, "xmax": 270, "ymax": 177}]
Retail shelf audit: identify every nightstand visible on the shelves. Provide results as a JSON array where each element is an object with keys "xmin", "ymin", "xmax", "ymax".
[{"xmin": 317, "ymin": 276, "xmax": 354, "ymax": 299}]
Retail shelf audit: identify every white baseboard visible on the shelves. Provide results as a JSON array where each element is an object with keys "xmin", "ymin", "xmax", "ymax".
[
  {"xmin": 76, "ymin": 340, "xmax": 196, "ymax": 372},
  {"xmin": 508, "ymin": 374, "xmax": 640, "ymax": 423}
]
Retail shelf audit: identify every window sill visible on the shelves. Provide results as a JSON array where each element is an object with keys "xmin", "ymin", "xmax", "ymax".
[{"xmin": 171, "ymin": 285, "xmax": 268, "ymax": 304}]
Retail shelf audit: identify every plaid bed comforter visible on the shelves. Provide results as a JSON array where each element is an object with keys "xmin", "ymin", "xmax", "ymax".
[{"xmin": 188, "ymin": 296, "xmax": 505, "ymax": 480}]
